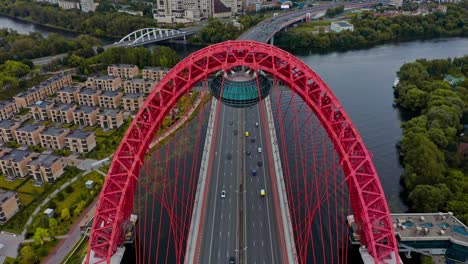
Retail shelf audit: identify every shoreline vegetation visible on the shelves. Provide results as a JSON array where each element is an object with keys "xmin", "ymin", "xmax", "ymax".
[
  {"xmin": 275, "ymin": 3, "xmax": 466, "ymax": 52},
  {"xmin": 394, "ymin": 56, "xmax": 468, "ymax": 224}
]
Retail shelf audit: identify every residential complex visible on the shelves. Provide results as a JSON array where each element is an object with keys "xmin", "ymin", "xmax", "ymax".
[
  {"xmin": 0, "ymin": 189, "xmax": 21, "ymax": 223},
  {"xmin": 0, "ymin": 149, "xmax": 37, "ymax": 180},
  {"xmin": 86, "ymin": 75, "xmax": 121, "ymax": 91},
  {"xmin": 78, "ymin": 89, "xmax": 101, "ymax": 107},
  {"xmin": 50, "ymin": 104, "xmax": 77, "ymax": 124},
  {"xmin": 58, "ymin": 86, "xmax": 80, "ymax": 104},
  {"xmin": 15, "ymin": 124, "xmax": 46, "ymax": 146},
  {"xmin": 74, "ymin": 106, "xmax": 99, "ymax": 127},
  {"xmin": 28, "ymin": 154, "xmax": 65, "ymax": 185},
  {"xmin": 65, "ymin": 130, "xmax": 97, "ymax": 153},
  {"xmin": 30, "ymin": 101, "xmax": 54, "ymax": 121},
  {"xmin": 121, "ymin": 93, "xmax": 144, "ymax": 111},
  {"xmin": 0, "ymin": 101, "xmax": 19, "ymax": 121},
  {"xmin": 108, "ymin": 64, "xmax": 139, "ymax": 79},
  {"xmin": 142, "ymin": 67, "xmax": 170, "ymax": 82},
  {"xmin": 14, "ymin": 74, "xmax": 72, "ymax": 108},
  {"xmin": 40, "ymin": 127, "xmax": 70, "ymax": 150},
  {"xmin": 0, "ymin": 120, "xmax": 20, "ymax": 143},
  {"xmin": 99, "ymin": 91, "xmax": 123, "ymax": 109},
  {"xmin": 123, "ymin": 79, "xmax": 157, "ymax": 94},
  {"xmin": 98, "ymin": 109, "xmax": 124, "ymax": 130}
]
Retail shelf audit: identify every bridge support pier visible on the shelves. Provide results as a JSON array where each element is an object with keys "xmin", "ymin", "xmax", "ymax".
[{"xmin": 84, "ymin": 247, "xmax": 126, "ymax": 264}]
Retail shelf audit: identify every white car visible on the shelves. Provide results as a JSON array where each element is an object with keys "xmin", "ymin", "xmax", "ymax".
[
  {"xmin": 221, "ymin": 190, "xmax": 226, "ymax": 198},
  {"xmin": 255, "ymin": 122, "xmax": 259, "ymax": 127},
  {"xmin": 258, "ymin": 147, "xmax": 262, "ymax": 153}
]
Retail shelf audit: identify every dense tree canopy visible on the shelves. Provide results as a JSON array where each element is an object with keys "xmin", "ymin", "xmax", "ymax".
[
  {"xmin": 395, "ymin": 56, "xmax": 467, "ymax": 223},
  {"xmin": 277, "ymin": 4, "xmax": 466, "ymax": 50},
  {"xmin": 0, "ymin": 0, "xmax": 157, "ymax": 37}
]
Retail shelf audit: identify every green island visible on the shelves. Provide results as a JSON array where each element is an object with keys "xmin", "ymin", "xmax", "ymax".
[
  {"xmin": 276, "ymin": 3, "xmax": 467, "ymax": 50},
  {"xmin": 394, "ymin": 55, "xmax": 468, "ymax": 224}
]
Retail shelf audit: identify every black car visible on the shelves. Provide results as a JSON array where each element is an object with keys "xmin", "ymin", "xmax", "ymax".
[
  {"xmin": 234, "ymin": 130, "xmax": 238, "ymax": 135},
  {"xmin": 258, "ymin": 161, "xmax": 263, "ymax": 166},
  {"xmin": 229, "ymin": 121, "xmax": 233, "ymax": 125},
  {"xmin": 227, "ymin": 153, "xmax": 232, "ymax": 160},
  {"xmin": 250, "ymin": 138, "xmax": 255, "ymax": 143},
  {"xmin": 229, "ymin": 256, "xmax": 236, "ymax": 264}
]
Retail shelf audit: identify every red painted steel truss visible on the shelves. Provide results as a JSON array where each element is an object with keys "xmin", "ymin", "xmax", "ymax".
[{"xmin": 86, "ymin": 40, "xmax": 399, "ymax": 263}]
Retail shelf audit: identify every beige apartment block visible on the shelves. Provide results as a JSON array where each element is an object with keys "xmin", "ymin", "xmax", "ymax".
[
  {"xmin": 14, "ymin": 74, "xmax": 72, "ymax": 108},
  {"xmin": 73, "ymin": 106, "xmax": 99, "ymax": 127},
  {"xmin": 108, "ymin": 64, "xmax": 139, "ymax": 79},
  {"xmin": 0, "ymin": 100, "xmax": 19, "ymax": 121},
  {"xmin": 14, "ymin": 124, "xmax": 46, "ymax": 146},
  {"xmin": 40, "ymin": 127, "xmax": 70, "ymax": 150},
  {"xmin": 99, "ymin": 91, "xmax": 123, "ymax": 109},
  {"xmin": 121, "ymin": 93, "xmax": 144, "ymax": 111},
  {"xmin": 98, "ymin": 109, "xmax": 124, "ymax": 130},
  {"xmin": 65, "ymin": 130, "xmax": 96, "ymax": 153},
  {"xmin": 86, "ymin": 75, "xmax": 121, "ymax": 91},
  {"xmin": 142, "ymin": 67, "xmax": 170, "ymax": 81},
  {"xmin": 0, "ymin": 149, "xmax": 37, "ymax": 180},
  {"xmin": 0, "ymin": 189, "xmax": 21, "ymax": 223},
  {"xmin": 0, "ymin": 120, "xmax": 21, "ymax": 143},
  {"xmin": 28, "ymin": 154, "xmax": 64, "ymax": 185},
  {"xmin": 50, "ymin": 104, "xmax": 77, "ymax": 124},
  {"xmin": 57, "ymin": 86, "xmax": 81, "ymax": 104},
  {"xmin": 77, "ymin": 89, "xmax": 101, "ymax": 107},
  {"xmin": 123, "ymin": 79, "xmax": 157, "ymax": 94},
  {"xmin": 30, "ymin": 101, "xmax": 54, "ymax": 121}
]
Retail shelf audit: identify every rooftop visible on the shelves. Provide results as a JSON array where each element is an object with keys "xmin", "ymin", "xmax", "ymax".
[
  {"xmin": 16, "ymin": 123, "xmax": 43, "ymax": 133},
  {"xmin": 15, "ymin": 74, "xmax": 70, "ymax": 97},
  {"xmin": 79, "ymin": 89, "xmax": 99, "ymax": 95},
  {"xmin": 126, "ymin": 78, "xmax": 154, "ymax": 83},
  {"xmin": 0, "ymin": 100, "xmax": 16, "ymax": 109},
  {"xmin": 144, "ymin": 66, "xmax": 170, "ymax": 71},
  {"xmin": 0, "ymin": 189, "xmax": 17, "ymax": 204},
  {"xmin": 392, "ymin": 213, "xmax": 468, "ymax": 245},
  {"xmin": 42, "ymin": 127, "xmax": 68, "ymax": 136},
  {"xmin": 0, "ymin": 149, "xmax": 33, "ymax": 162},
  {"xmin": 32, "ymin": 100, "xmax": 53, "ymax": 109},
  {"xmin": 59, "ymin": 86, "xmax": 80, "ymax": 94},
  {"xmin": 101, "ymin": 90, "xmax": 121, "ymax": 97},
  {"xmin": 109, "ymin": 64, "xmax": 137, "ymax": 68},
  {"xmin": 29, "ymin": 154, "xmax": 61, "ymax": 167},
  {"xmin": 75, "ymin": 106, "xmax": 97, "ymax": 114},
  {"xmin": 333, "ymin": 21, "xmax": 353, "ymax": 27},
  {"xmin": 90, "ymin": 75, "xmax": 117, "ymax": 80},
  {"xmin": 66, "ymin": 129, "xmax": 93, "ymax": 139},
  {"xmin": 123, "ymin": 93, "xmax": 144, "ymax": 99},
  {"xmin": 0, "ymin": 120, "xmax": 17, "ymax": 129},
  {"xmin": 100, "ymin": 108, "xmax": 122, "ymax": 117},
  {"xmin": 52, "ymin": 104, "xmax": 74, "ymax": 111}
]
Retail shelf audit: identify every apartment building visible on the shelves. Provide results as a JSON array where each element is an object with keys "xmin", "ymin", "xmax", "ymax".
[
  {"xmin": 0, "ymin": 120, "xmax": 20, "ymax": 143},
  {"xmin": 86, "ymin": 75, "xmax": 121, "ymax": 91},
  {"xmin": 65, "ymin": 130, "xmax": 97, "ymax": 153},
  {"xmin": 99, "ymin": 91, "xmax": 123, "ymax": 109},
  {"xmin": 121, "ymin": 93, "xmax": 144, "ymax": 111},
  {"xmin": 14, "ymin": 74, "xmax": 72, "ymax": 108},
  {"xmin": 77, "ymin": 89, "xmax": 101, "ymax": 107},
  {"xmin": 0, "ymin": 100, "xmax": 19, "ymax": 121},
  {"xmin": 73, "ymin": 106, "xmax": 99, "ymax": 127},
  {"xmin": 142, "ymin": 67, "xmax": 170, "ymax": 81},
  {"xmin": 40, "ymin": 127, "xmax": 70, "ymax": 150},
  {"xmin": 14, "ymin": 124, "xmax": 46, "ymax": 146},
  {"xmin": 98, "ymin": 109, "xmax": 124, "ymax": 130},
  {"xmin": 0, "ymin": 190, "xmax": 21, "ymax": 223},
  {"xmin": 30, "ymin": 101, "xmax": 54, "ymax": 121},
  {"xmin": 123, "ymin": 79, "xmax": 157, "ymax": 94},
  {"xmin": 28, "ymin": 154, "xmax": 64, "ymax": 185},
  {"xmin": 50, "ymin": 104, "xmax": 77, "ymax": 124},
  {"xmin": 0, "ymin": 149, "xmax": 37, "ymax": 180},
  {"xmin": 108, "ymin": 64, "xmax": 139, "ymax": 79},
  {"xmin": 57, "ymin": 86, "xmax": 80, "ymax": 104}
]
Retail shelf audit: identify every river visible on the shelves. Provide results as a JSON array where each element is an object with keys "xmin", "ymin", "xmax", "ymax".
[{"xmin": 1, "ymin": 16, "xmax": 467, "ymax": 211}]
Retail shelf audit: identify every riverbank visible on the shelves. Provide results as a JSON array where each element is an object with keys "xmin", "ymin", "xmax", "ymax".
[{"xmin": 0, "ymin": 13, "xmax": 81, "ymax": 37}]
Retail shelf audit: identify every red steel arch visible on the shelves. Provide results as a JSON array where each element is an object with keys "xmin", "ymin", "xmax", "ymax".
[{"xmin": 86, "ymin": 40, "xmax": 399, "ymax": 263}]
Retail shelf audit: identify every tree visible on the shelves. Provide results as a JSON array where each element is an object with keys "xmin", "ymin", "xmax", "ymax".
[
  {"xmin": 61, "ymin": 208, "xmax": 71, "ymax": 221},
  {"xmin": 408, "ymin": 184, "xmax": 451, "ymax": 212},
  {"xmin": 33, "ymin": 227, "xmax": 50, "ymax": 245},
  {"xmin": 20, "ymin": 245, "xmax": 35, "ymax": 263},
  {"xmin": 398, "ymin": 62, "xmax": 429, "ymax": 85},
  {"xmin": 49, "ymin": 218, "xmax": 58, "ymax": 234},
  {"xmin": 0, "ymin": 60, "xmax": 31, "ymax": 78}
]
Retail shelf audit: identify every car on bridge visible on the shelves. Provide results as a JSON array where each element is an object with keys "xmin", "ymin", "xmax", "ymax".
[
  {"xmin": 260, "ymin": 189, "xmax": 266, "ymax": 197},
  {"xmin": 229, "ymin": 256, "xmax": 235, "ymax": 264},
  {"xmin": 221, "ymin": 190, "xmax": 226, "ymax": 198},
  {"xmin": 245, "ymin": 131, "xmax": 249, "ymax": 137},
  {"xmin": 258, "ymin": 147, "xmax": 262, "ymax": 153}
]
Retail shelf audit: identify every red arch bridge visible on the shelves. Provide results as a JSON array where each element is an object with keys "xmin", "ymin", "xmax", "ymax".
[{"xmin": 85, "ymin": 41, "xmax": 399, "ymax": 264}]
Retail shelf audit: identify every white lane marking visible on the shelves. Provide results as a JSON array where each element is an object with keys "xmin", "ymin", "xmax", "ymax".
[
  {"xmin": 262, "ymin": 240, "xmax": 264, "ymax": 247},
  {"xmin": 207, "ymin": 105, "xmax": 226, "ymax": 264},
  {"xmin": 221, "ymin": 213, "xmax": 223, "ymax": 220},
  {"xmin": 253, "ymin": 240, "xmax": 256, "ymax": 247},
  {"xmin": 260, "ymin": 221, "xmax": 263, "ymax": 228}
]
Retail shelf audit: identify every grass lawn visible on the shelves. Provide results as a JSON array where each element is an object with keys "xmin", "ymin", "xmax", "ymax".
[
  {"xmin": 0, "ymin": 176, "xmax": 27, "ymax": 191},
  {"xmin": 17, "ymin": 180, "xmax": 46, "ymax": 195},
  {"xmin": 19, "ymin": 239, "xmax": 61, "ymax": 263},
  {"xmin": 63, "ymin": 239, "xmax": 88, "ymax": 264},
  {"xmin": 27, "ymin": 171, "xmax": 103, "ymax": 236},
  {"xmin": 17, "ymin": 193, "xmax": 34, "ymax": 207},
  {"xmin": 3, "ymin": 256, "xmax": 16, "ymax": 264}
]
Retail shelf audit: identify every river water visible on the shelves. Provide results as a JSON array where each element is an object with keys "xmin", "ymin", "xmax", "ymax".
[{"xmin": 1, "ymin": 16, "xmax": 467, "ymax": 211}]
